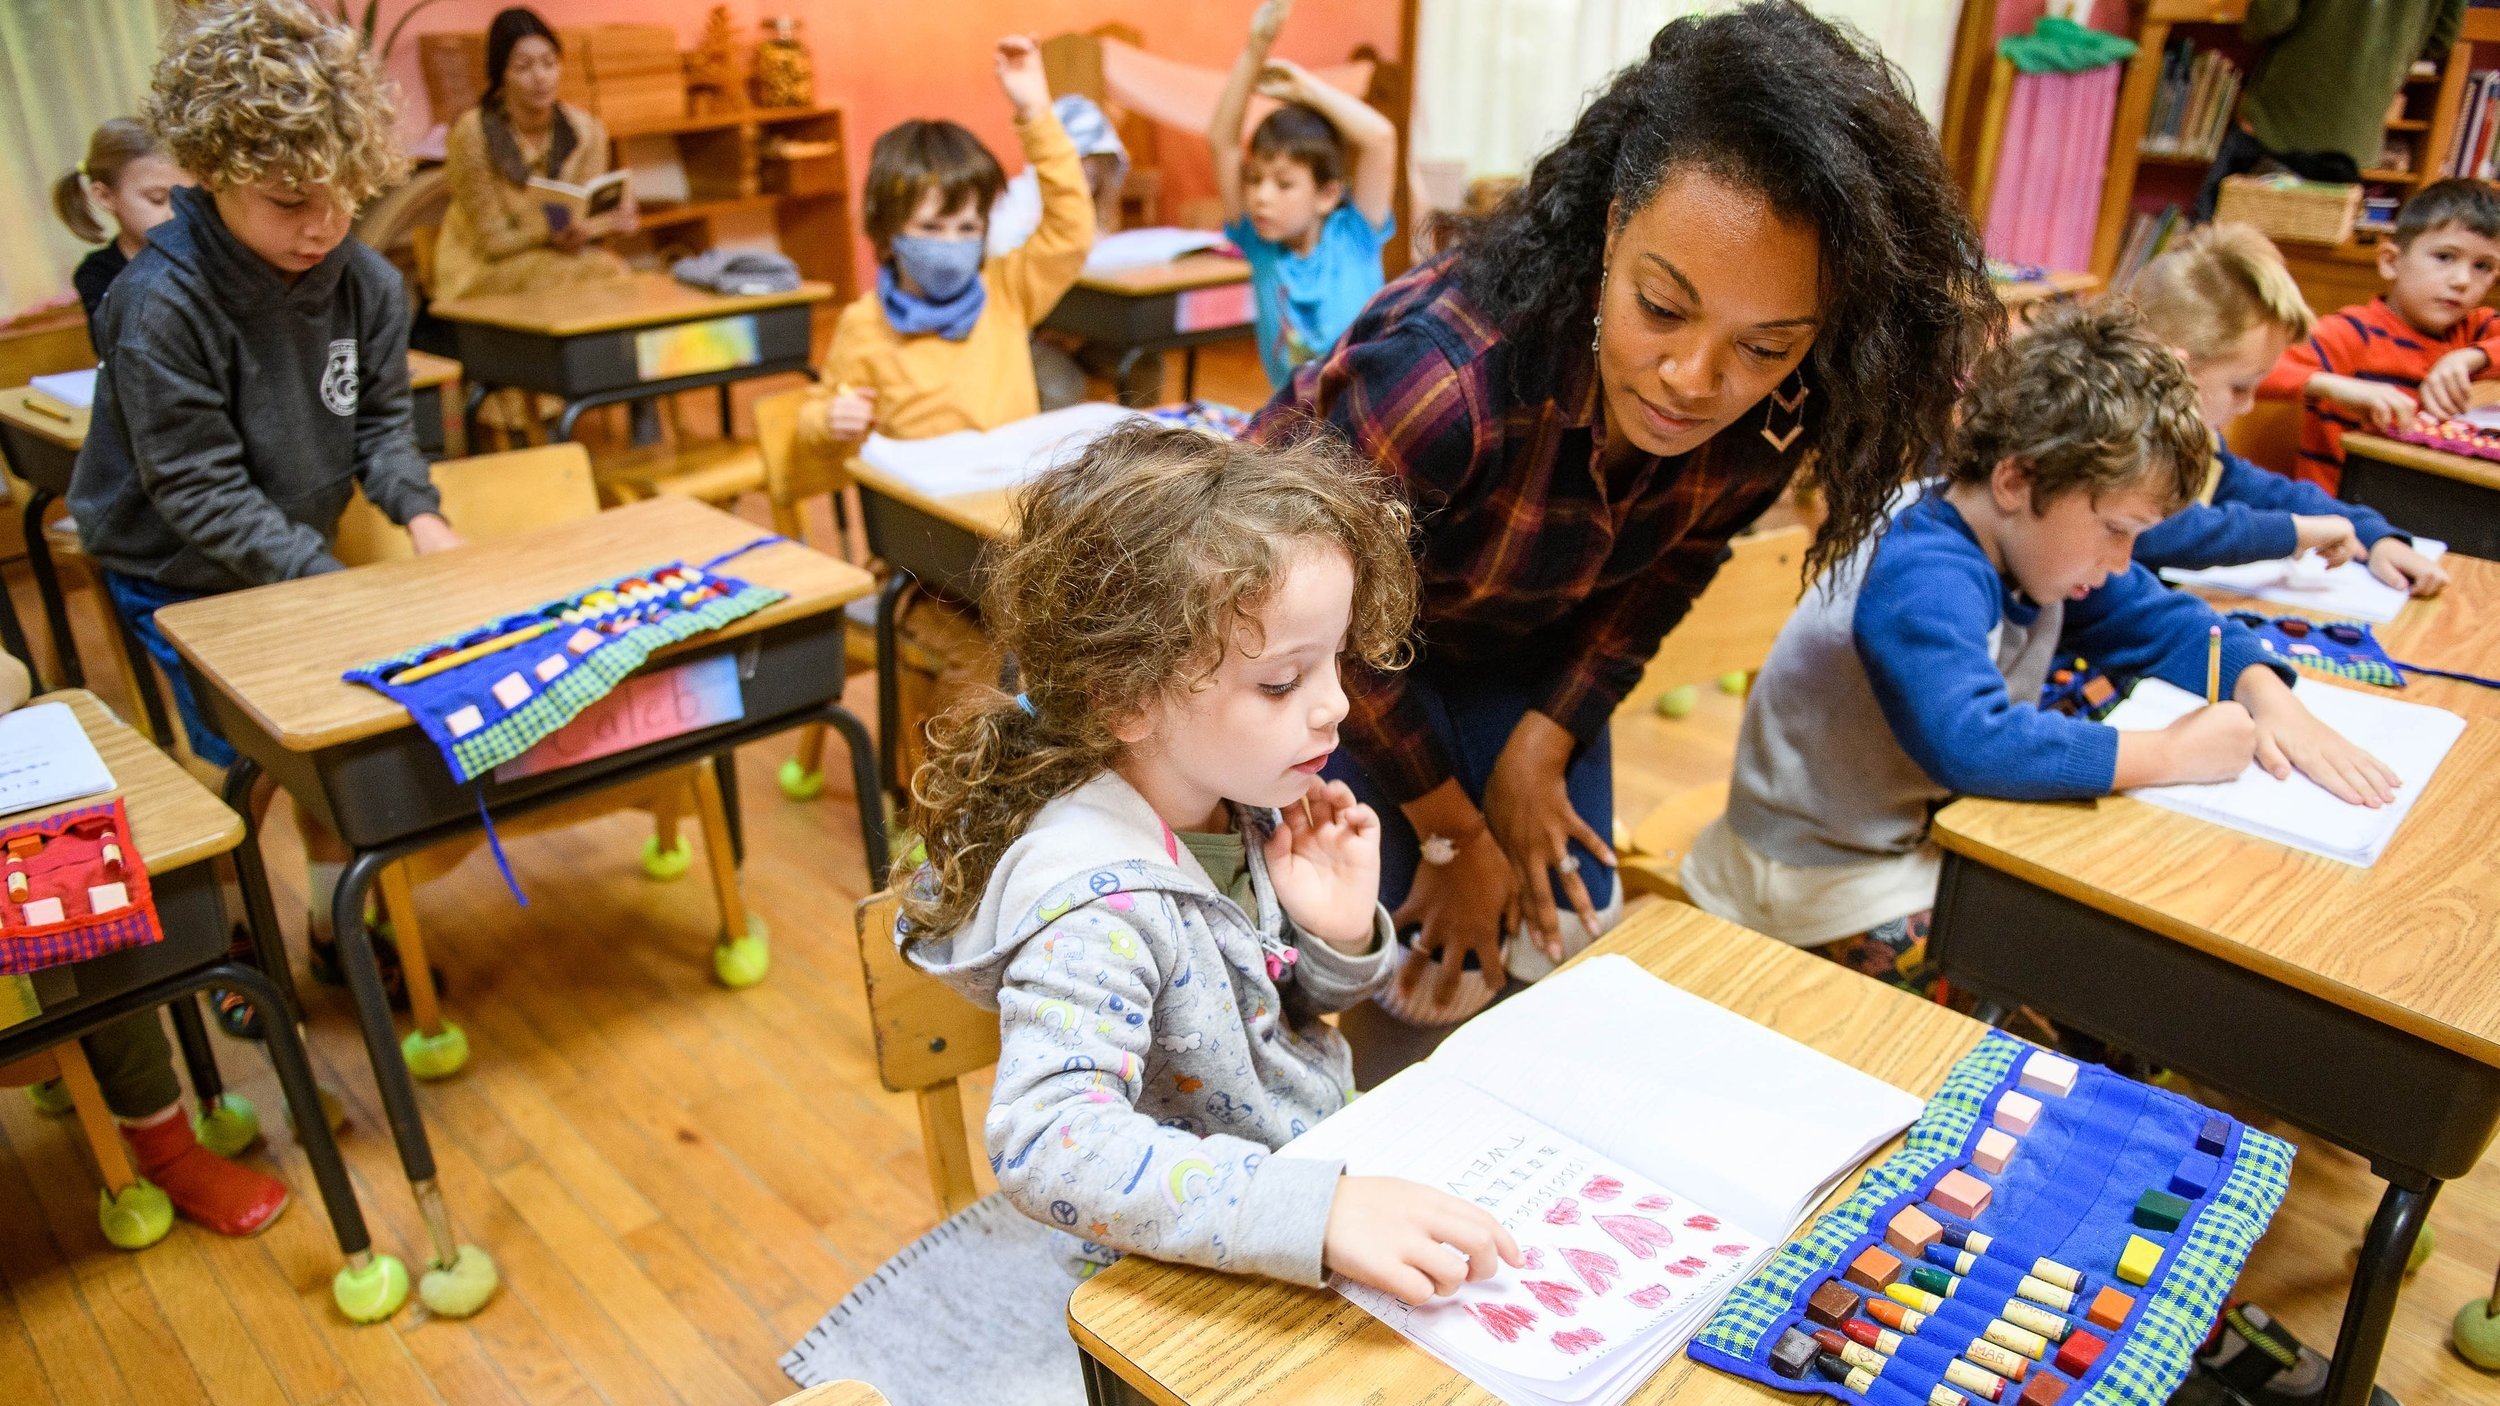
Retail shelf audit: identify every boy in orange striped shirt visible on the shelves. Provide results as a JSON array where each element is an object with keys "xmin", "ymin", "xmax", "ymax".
[{"xmin": 2261, "ymin": 179, "xmax": 2500, "ymax": 492}]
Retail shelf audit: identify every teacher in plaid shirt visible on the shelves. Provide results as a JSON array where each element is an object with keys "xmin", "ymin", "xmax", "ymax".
[{"xmin": 1249, "ymin": 3, "xmax": 1999, "ymax": 1067}]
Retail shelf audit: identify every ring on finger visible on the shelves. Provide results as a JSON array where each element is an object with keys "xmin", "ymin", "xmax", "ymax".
[{"xmin": 1554, "ymin": 852, "xmax": 1579, "ymax": 876}]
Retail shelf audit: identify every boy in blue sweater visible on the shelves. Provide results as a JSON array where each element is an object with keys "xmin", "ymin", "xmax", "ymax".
[
  {"xmin": 2128, "ymin": 223, "xmax": 2447, "ymax": 594},
  {"xmin": 1682, "ymin": 302, "xmax": 2395, "ymax": 980}
]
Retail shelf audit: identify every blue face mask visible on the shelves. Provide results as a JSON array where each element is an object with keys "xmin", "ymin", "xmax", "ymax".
[{"xmin": 889, "ymin": 234, "xmax": 984, "ymax": 302}]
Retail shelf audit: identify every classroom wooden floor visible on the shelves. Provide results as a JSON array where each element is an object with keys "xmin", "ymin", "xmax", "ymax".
[{"xmin": 1, "ymin": 341, "xmax": 2492, "ymax": 1405}]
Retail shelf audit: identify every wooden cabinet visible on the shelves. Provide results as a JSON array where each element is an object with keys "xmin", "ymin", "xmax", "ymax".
[{"xmin": 612, "ymin": 105, "xmax": 857, "ymax": 296}]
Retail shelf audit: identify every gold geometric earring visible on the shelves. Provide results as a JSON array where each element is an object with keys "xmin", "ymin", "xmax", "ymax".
[{"xmin": 1761, "ymin": 370, "xmax": 1808, "ymax": 452}]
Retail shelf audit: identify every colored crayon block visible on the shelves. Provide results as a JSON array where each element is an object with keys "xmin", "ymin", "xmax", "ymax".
[
  {"xmin": 2019, "ymin": 1052, "xmax": 2079, "ymax": 1098},
  {"xmin": 1995, "ymin": 1090, "xmax": 2043, "ymax": 1136},
  {"xmin": 2086, "ymin": 1285, "xmax": 2133, "ymax": 1330},
  {"xmin": 1974, "ymin": 1127, "xmax": 2019, "ymax": 1175},
  {"xmin": 2020, "ymin": 1375, "xmax": 2068, "ymax": 1406},
  {"xmin": 1888, "ymin": 1204, "xmax": 1945, "ymax": 1257},
  {"xmin": 2196, "ymin": 1115, "xmax": 2229, "ymax": 1155},
  {"xmin": 2134, "ymin": 1190, "xmax": 2190, "ymax": 1233},
  {"xmin": 1932, "ymin": 1168, "xmax": 1994, "ymax": 1220},
  {"xmin": 1770, "ymin": 1326, "xmax": 1819, "ymax": 1379},
  {"xmin": 1807, "ymin": 1280, "xmax": 1861, "ymax": 1328},
  {"xmin": 2054, "ymin": 1330, "xmax": 2106, "ymax": 1377},
  {"xmin": 2117, "ymin": 1235, "xmax": 2162, "ymax": 1286},
  {"xmin": 2169, "ymin": 1153, "xmax": 2218, "ymax": 1200},
  {"xmin": 1848, "ymin": 1245, "xmax": 1905, "ymax": 1291}
]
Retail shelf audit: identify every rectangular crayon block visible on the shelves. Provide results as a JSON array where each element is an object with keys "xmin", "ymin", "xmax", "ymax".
[
  {"xmin": 1931, "ymin": 1168, "xmax": 1994, "ymax": 1220},
  {"xmin": 2020, "ymin": 1375, "xmax": 2068, "ymax": 1406},
  {"xmin": 1888, "ymin": 1204, "xmax": 1945, "ymax": 1258},
  {"xmin": 2117, "ymin": 1235, "xmax": 2162, "ymax": 1286},
  {"xmin": 1974, "ymin": 1127, "xmax": 2019, "ymax": 1175},
  {"xmin": 2170, "ymin": 1153, "xmax": 2218, "ymax": 1200},
  {"xmin": 2054, "ymin": 1329, "xmax": 2106, "ymax": 1377},
  {"xmin": 2196, "ymin": 1115, "xmax": 2229, "ymax": 1155},
  {"xmin": 1807, "ymin": 1279, "xmax": 1860, "ymax": 1328},
  {"xmin": 1771, "ymin": 1326, "xmax": 1819, "ymax": 1379},
  {"xmin": 2086, "ymin": 1285, "xmax": 2133, "ymax": 1330},
  {"xmin": 2134, "ymin": 1189, "xmax": 2190, "ymax": 1233},
  {"xmin": 1995, "ymin": 1090, "xmax": 2043, "ymax": 1136},
  {"xmin": 2019, "ymin": 1051, "xmax": 2079, "ymax": 1098},
  {"xmin": 1847, "ymin": 1245, "xmax": 1905, "ymax": 1291}
]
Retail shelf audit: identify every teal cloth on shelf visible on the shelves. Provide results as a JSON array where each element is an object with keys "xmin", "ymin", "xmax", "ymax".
[{"xmin": 1998, "ymin": 16, "xmax": 2138, "ymax": 75}]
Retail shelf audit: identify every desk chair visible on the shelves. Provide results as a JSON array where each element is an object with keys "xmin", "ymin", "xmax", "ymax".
[
  {"xmin": 1, "ymin": 1038, "xmax": 166, "ymax": 1246},
  {"xmin": 330, "ymin": 443, "xmax": 768, "ymax": 1082},
  {"xmin": 1615, "ymin": 525, "xmax": 1808, "ymax": 904},
  {"xmin": 754, "ymin": 386, "xmax": 875, "ymax": 799},
  {"xmin": 37, "ymin": 518, "xmax": 176, "ymax": 748},
  {"xmin": 853, "ymin": 890, "xmax": 998, "ymax": 1216}
]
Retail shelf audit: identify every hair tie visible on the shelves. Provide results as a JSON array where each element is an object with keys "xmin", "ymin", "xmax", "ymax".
[
  {"xmin": 74, "ymin": 161, "xmax": 88, "ymax": 178},
  {"xmin": 1014, "ymin": 692, "xmax": 1035, "ymax": 717}
]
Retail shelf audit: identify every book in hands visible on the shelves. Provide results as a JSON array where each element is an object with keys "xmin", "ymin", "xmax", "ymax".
[
  {"xmin": 1277, "ymin": 955, "xmax": 1926, "ymax": 1406},
  {"xmin": 529, "ymin": 168, "xmax": 631, "ymax": 229}
]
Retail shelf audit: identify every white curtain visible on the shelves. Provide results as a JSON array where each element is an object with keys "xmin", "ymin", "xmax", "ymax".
[
  {"xmin": 0, "ymin": 0, "xmax": 165, "ymax": 318},
  {"xmin": 1413, "ymin": 0, "xmax": 1964, "ymax": 187}
]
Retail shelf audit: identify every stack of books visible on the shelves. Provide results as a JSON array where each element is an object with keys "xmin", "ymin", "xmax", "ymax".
[
  {"xmin": 2444, "ymin": 70, "xmax": 2500, "ymax": 179},
  {"xmin": 2112, "ymin": 205, "xmax": 2187, "ymax": 291},
  {"xmin": 2139, "ymin": 38, "xmax": 2242, "ymax": 162}
]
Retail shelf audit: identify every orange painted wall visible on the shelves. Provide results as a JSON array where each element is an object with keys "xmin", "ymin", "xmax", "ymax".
[{"xmin": 380, "ymin": 1, "xmax": 1404, "ymax": 288}]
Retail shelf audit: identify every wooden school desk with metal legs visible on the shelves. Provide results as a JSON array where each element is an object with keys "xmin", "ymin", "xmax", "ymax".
[
  {"xmin": 1038, "ymin": 254, "xmax": 1253, "ymax": 406},
  {"xmin": 2337, "ymin": 432, "xmax": 2500, "ymax": 560}
]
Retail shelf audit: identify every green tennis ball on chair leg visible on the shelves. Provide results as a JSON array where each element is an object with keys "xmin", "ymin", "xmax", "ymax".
[
  {"xmin": 639, "ymin": 834, "xmax": 691, "ymax": 880},
  {"xmin": 333, "ymin": 1254, "xmax": 410, "ymax": 1323},
  {"xmin": 714, "ymin": 914, "xmax": 771, "ymax": 988},
  {"xmin": 1719, "ymin": 670, "xmax": 1750, "ymax": 695},
  {"xmin": 1655, "ymin": 685, "xmax": 1698, "ymax": 718},
  {"xmin": 192, "ymin": 1093, "xmax": 261, "ymax": 1158},
  {"xmin": 99, "ymin": 1180, "xmax": 173, "ymax": 1249},
  {"xmin": 401, "ymin": 1023, "xmax": 470, "ymax": 1080},
  {"xmin": 2455, "ymin": 1295, "xmax": 2500, "ymax": 1369},
  {"xmin": 776, "ymin": 757, "xmax": 825, "ymax": 800},
  {"xmin": 2411, "ymin": 1223, "xmax": 2436, "ymax": 1275},
  {"xmin": 419, "ymin": 1244, "xmax": 499, "ymax": 1318}
]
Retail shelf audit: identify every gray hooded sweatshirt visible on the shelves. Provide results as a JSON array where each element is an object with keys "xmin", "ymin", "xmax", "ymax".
[
  {"xmin": 907, "ymin": 771, "xmax": 1396, "ymax": 1284},
  {"xmin": 70, "ymin": 183, "xmax": 440, "ymax": 593}
]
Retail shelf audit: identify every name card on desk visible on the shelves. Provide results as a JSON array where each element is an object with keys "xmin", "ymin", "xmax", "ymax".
[
  {"xmin": 494, "ymin": 654, "xmax": 743, "ymax": 781},
  {"xmin": 635, "ymin": 314, "xmax": 761, "ymax": 381},
  {"xmin": 1175, "ymin": 280, "xmax": 1253, "ymax": 333}
]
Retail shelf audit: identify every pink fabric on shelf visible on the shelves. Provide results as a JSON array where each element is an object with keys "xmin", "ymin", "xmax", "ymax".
[{"xmin": 1985, "ymin": 64, "xmax": 2122, "ymax": 272}]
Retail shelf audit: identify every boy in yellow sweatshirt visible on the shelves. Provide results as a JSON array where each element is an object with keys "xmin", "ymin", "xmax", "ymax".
[{"xmin": 800, "ymin": 34, "xmax": 1094, "ymax": 451}]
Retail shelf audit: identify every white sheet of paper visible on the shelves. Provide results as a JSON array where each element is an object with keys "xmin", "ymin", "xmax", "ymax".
[
  {"xmin": 2105, "ymin": 676, "xmax": 2465, "ymax": 866},
  {"xmin": 1081, "ymin": 226, "xmax": 1229, "ymax": 275},
  {"xmin": 0, "ymin": 702, "xmax": 114, "ymax": 818},
  {"xmin": 858, "ymin": 402, "xmax": 1143, "ymax": 501},
  {"xmin": 28, "ymin": 368, "xmax": 97, "ymax": 411},
  {"xmin": 2161, "ymin": 538, "xmax": 2448, "ymax": 624}
]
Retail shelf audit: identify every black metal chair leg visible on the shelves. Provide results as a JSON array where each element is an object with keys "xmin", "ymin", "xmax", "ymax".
[
  {"xmin": 331, "ymin": 851, "xmax": 439, "ymax": 1188},
  {"xmin": 165, "ymin": 993, "xmax": 225, "ymax": 1109},
  {"xmin": 220, "ymin": 758, "xmax": 306, "ymax": 1025},
  {"xmin": 208, "ymin": 961, "xmax": 373, "ymax": 1259},
  {"xmin": 2319, "ymin": 1173, "xmax": 2439, "ymax": 1406},
  {"xmin": 873, "ymin": 570, "xmax": 910, "ymax": 801},
  {"xmin": 822, "ymin": 704, "xmax": 889, "ymax": 886},
  {"xmin": 712, "ymin": 750, "xmax": 744, "ymax": 866}
]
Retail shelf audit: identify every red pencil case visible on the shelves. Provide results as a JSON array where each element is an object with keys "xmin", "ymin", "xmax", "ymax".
[{"xmin": 0, "ymin": 800, "xmax": 162, "ymax": 975}]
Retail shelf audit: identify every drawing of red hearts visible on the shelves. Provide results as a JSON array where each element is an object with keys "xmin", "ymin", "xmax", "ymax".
[
  {"xmin": 1683, "ymin": 1213, "xmax": 1721, "ymax": 1231},
  {"xmin": 1594, "ymin": 1214, "xmax": 1676, "ymax": 1260},
  {"xmin": 1579, "ymin": 1174, "xmax": 1625, "ymax": 1201},
  {"xmin": 1521, "ymin": 1280, "xmax": 1584, "ymax": 1316},
  {"xmin": 1713, "ymin": 1242, "xmax": 1750, "ymax": 1258},
  {"xmin": 1636, "ymin": 1194, "xmax": 1674, "ymax": 1212},
  {"xmin": 1465, "ymin": 1301, "xmax": 1537, "ymax": 1344},
  {"xmin": 1663, "ymin": 1257, "xmax": 1703, "ymax": 1278},
  {"xmin": 1552, "ymin": 1328, "xmax": 1607, "ymax": 1356},
  {"xmin": 1562, "ymin": 1247, "xmax": 1621, "ymax": 1296},
  {"xmin": 1518, "ymin": 1246, "xmax": 1545, "ymax": 1269},
  {"xmin": 1628, "ymin": 1284, "xmax": 1674, "ymax": 1310},
  {"xmin": 1544, "ymin": 1197, "xmax": 1582, "ymax": 1226}
]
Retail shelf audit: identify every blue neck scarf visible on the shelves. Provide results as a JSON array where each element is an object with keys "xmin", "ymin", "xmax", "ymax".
[{"xmin": 878, "ymin": 262, "xmax": 987, "ymax": 342}]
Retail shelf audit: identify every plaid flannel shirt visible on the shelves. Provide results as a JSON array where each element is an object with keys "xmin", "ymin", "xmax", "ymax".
[{"xmin": 1247, "ymin": 259, "xmax": 1804, "ymax": 802}]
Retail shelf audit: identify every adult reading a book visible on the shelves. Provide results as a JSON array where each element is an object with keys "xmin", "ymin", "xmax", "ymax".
[
  {"xmin": 1248, "ymin": 1, "xmax": 1996, "ymax": 1068},
  {"xmin": 432, "ymin": 7, "xmax": 638, "ymax": 305}
]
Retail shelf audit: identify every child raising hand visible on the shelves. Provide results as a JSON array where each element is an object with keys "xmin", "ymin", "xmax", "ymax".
[{"xmin": 901, "ymin": 423, "xmax": 1521, "ymax": 1301}]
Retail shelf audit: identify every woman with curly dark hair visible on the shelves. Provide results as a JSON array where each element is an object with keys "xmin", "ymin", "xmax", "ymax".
[{"xmin": 1248, "ymin": 1, "xmax": 2000, "ymax": 1068}]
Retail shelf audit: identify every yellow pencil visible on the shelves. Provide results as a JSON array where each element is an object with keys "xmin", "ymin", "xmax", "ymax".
[
  {"xmin": 389, "ymin": 621, "xmax": 556, "ymax": 686},
  {"xmin": 2205, "ymin": 624, "xmax": 2221, "ymax": 706}
]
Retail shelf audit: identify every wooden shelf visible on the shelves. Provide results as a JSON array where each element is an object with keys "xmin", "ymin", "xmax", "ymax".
[
  {"xmin": 2136, "ymin": 151, "xmax": 2214, "ymax": 168},
  {"xmin": 2467, "ymin": 8, "xmax": 2500, "ymax": 44},
  {"xmin": 2361, "ymin": 169, "xmax": 2423, "ymax": 184},
  {"xmin": 2390, "ymin": 119, "xmax": 2432, "ymax": 133},
  {"xmin": 607, "ymin": 103, "xmax": 842, "ymax": 142},
  {"xmin": 2145, "ymin": 0, "xmax": 2246, "ymax": 22}
]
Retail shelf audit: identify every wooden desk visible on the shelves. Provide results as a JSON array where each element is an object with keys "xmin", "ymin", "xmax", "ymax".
[
  {"xmin": 407, "ymin": 348, "xmax": 462, "ymax": 460},
  {"xmin": 1928, "ymin": 555, "xmax": 2500, "ymax": 1406},
  {"xmin": 1068, "ymin": 901, "xmax": 1986, "ymax": 1406},
  {"xmin": 1996, "ymin": 269, "xmax": 2101, "ymax": 312},
  {"xmin": 0, "ymin": 693, "xmax": 387, "ymax": 1315},
  {"xmin": 2340, "ymin": 432, "xmax": 2500, "ymax": 558},
  {"xmin": 0, "ymin": 387, "xmax": 86, "ymax": 685},
  {"xmin": 433, "ymin": 272, "xmax": 832, "ymax": 441},
  {"xmin": 154, "ymin": 497, "xmax": 884, "ymax": 1308},
  {"xmin": 1042, "ymin": 253, "xmax": 1253, "ymax": 404},
  {"xmin": 775, "ymin": 1383, "xmax": 891, "ymax": 1406}
]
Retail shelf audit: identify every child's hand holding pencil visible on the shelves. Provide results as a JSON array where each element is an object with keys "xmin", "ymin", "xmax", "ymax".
[{"xmin": 823, "ymin": 382, "xmax": 877, "ymax": 442}]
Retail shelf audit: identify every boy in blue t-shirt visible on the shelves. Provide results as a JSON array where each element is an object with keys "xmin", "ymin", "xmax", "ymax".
[
  {"xmin": 1209, "ymin": 0, "xmax": 1397, "ymax": 389},
  {"xmin": 1680, "ymin": 302, "xmax": 2395, "ymax": 980}
]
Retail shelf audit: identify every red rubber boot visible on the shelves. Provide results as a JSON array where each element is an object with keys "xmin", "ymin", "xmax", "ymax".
[{"xmin": 123, "ymin": 1108, "xmax": 290, "ymax": 1237}]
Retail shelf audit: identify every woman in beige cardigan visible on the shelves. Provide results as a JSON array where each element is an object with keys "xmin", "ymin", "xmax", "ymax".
[{"xmin": 433, "ymin": 7, "xmax": 637, "ymax": 304}]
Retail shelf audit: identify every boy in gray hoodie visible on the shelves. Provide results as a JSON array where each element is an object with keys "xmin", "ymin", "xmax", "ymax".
[{"xmin": 901, "ymin": 423, "xmax": 1520, "ymax": 1305}]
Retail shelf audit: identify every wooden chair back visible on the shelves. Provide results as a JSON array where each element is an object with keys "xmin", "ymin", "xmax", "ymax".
[
  {"xmin": 0, "ymin": 307, "xmax": 94, "ymax": 389},
  {"xmin": 754, "ymin": 385, "xmax": 841, "ymax": 540},
  {"xmin": 333, "ymin": 442, "xmax": 598, "ymax": 565},
  {"xmin": 1628, "ymin": 523, "xmax": 1811, "ymax": 704},
  {"xmin": 854, "ymin": 890, "xmax": 999, "ymax": 1216},
  {"xmin": 409, "ymin": 225, "xmax": 441, "ymax": 300},
  {"xmin": 2222, "ymin": 400, "xmax": 2304, "ymax": 480}
]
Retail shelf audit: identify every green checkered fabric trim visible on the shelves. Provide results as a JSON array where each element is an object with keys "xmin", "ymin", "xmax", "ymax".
[
  {"xmin": 2079, "ymin": 1126, "xmax": 2293, "ymax": 1406},
  {"xmin": 1694, "ymin": 1034, "xmax": 2022, "ymax": 1360},
  {"xmin": 2282, "ymin": 652, "xmax": 2402, "ymax": 688}
]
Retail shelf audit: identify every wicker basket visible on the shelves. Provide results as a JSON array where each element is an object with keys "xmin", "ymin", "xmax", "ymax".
[{"xmin": 2213, "ymin": 173, "xmax": 2362, "ymax": 247}]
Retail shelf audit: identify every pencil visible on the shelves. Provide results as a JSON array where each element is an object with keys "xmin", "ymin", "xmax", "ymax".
[
  {"xmin": 388, "ymin": 621, "xmax": 556, "ymax": 686},
  {"xmin": 2205, "ymin": 624, "xmax": 2221, "ymax": 706}
]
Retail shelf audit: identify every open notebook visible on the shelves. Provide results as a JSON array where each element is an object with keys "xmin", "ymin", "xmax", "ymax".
[
  {"xmin": 2160, "ymin": 538, "xmax": 2447, "ymax": 624},
  {"xmin": 1277, "ymin": 955, "xmax": 1925, "ymax": 1406},
  {"xmin": 2105, "ymin": 676, "xmax": 2465, "ymax": 866},
  {"xmin": 0, "ymin": 702, "xmax": 114, "ymax": 819},
  {"xmin": 856, "ymin": 402, "xmax": 1141, "ymax": 501}
]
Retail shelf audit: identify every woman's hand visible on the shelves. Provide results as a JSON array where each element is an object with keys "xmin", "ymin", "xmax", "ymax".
[
  {"xmin": 822, "ymin": 384, "xmax": 877, "ymax": 441},
  {"xmin": 406, "ymin": 513, "xmax": 466, "ymax": 556},
  {"xmin": 1263, "ymin": 779, "xmax": 1381, "ymax": 951},
  {"xmin": 1390, "ymin": 778, "xmax": 1514, "ymax": 1008},
  {"xmin": 995, "ymin": 36, "xmax": 1050, "ymax": 123},
  {"xmin": 1482, "ymin": 711, "xmax": 1614, "ymax": 961},
  {"xmin": 1323, "ymin": 1175, "xmax": 1521, "ymax": 1306},
  {"xmin": 2369, "ymin": 536, "xmax": 2449, "ymax": 596}
]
